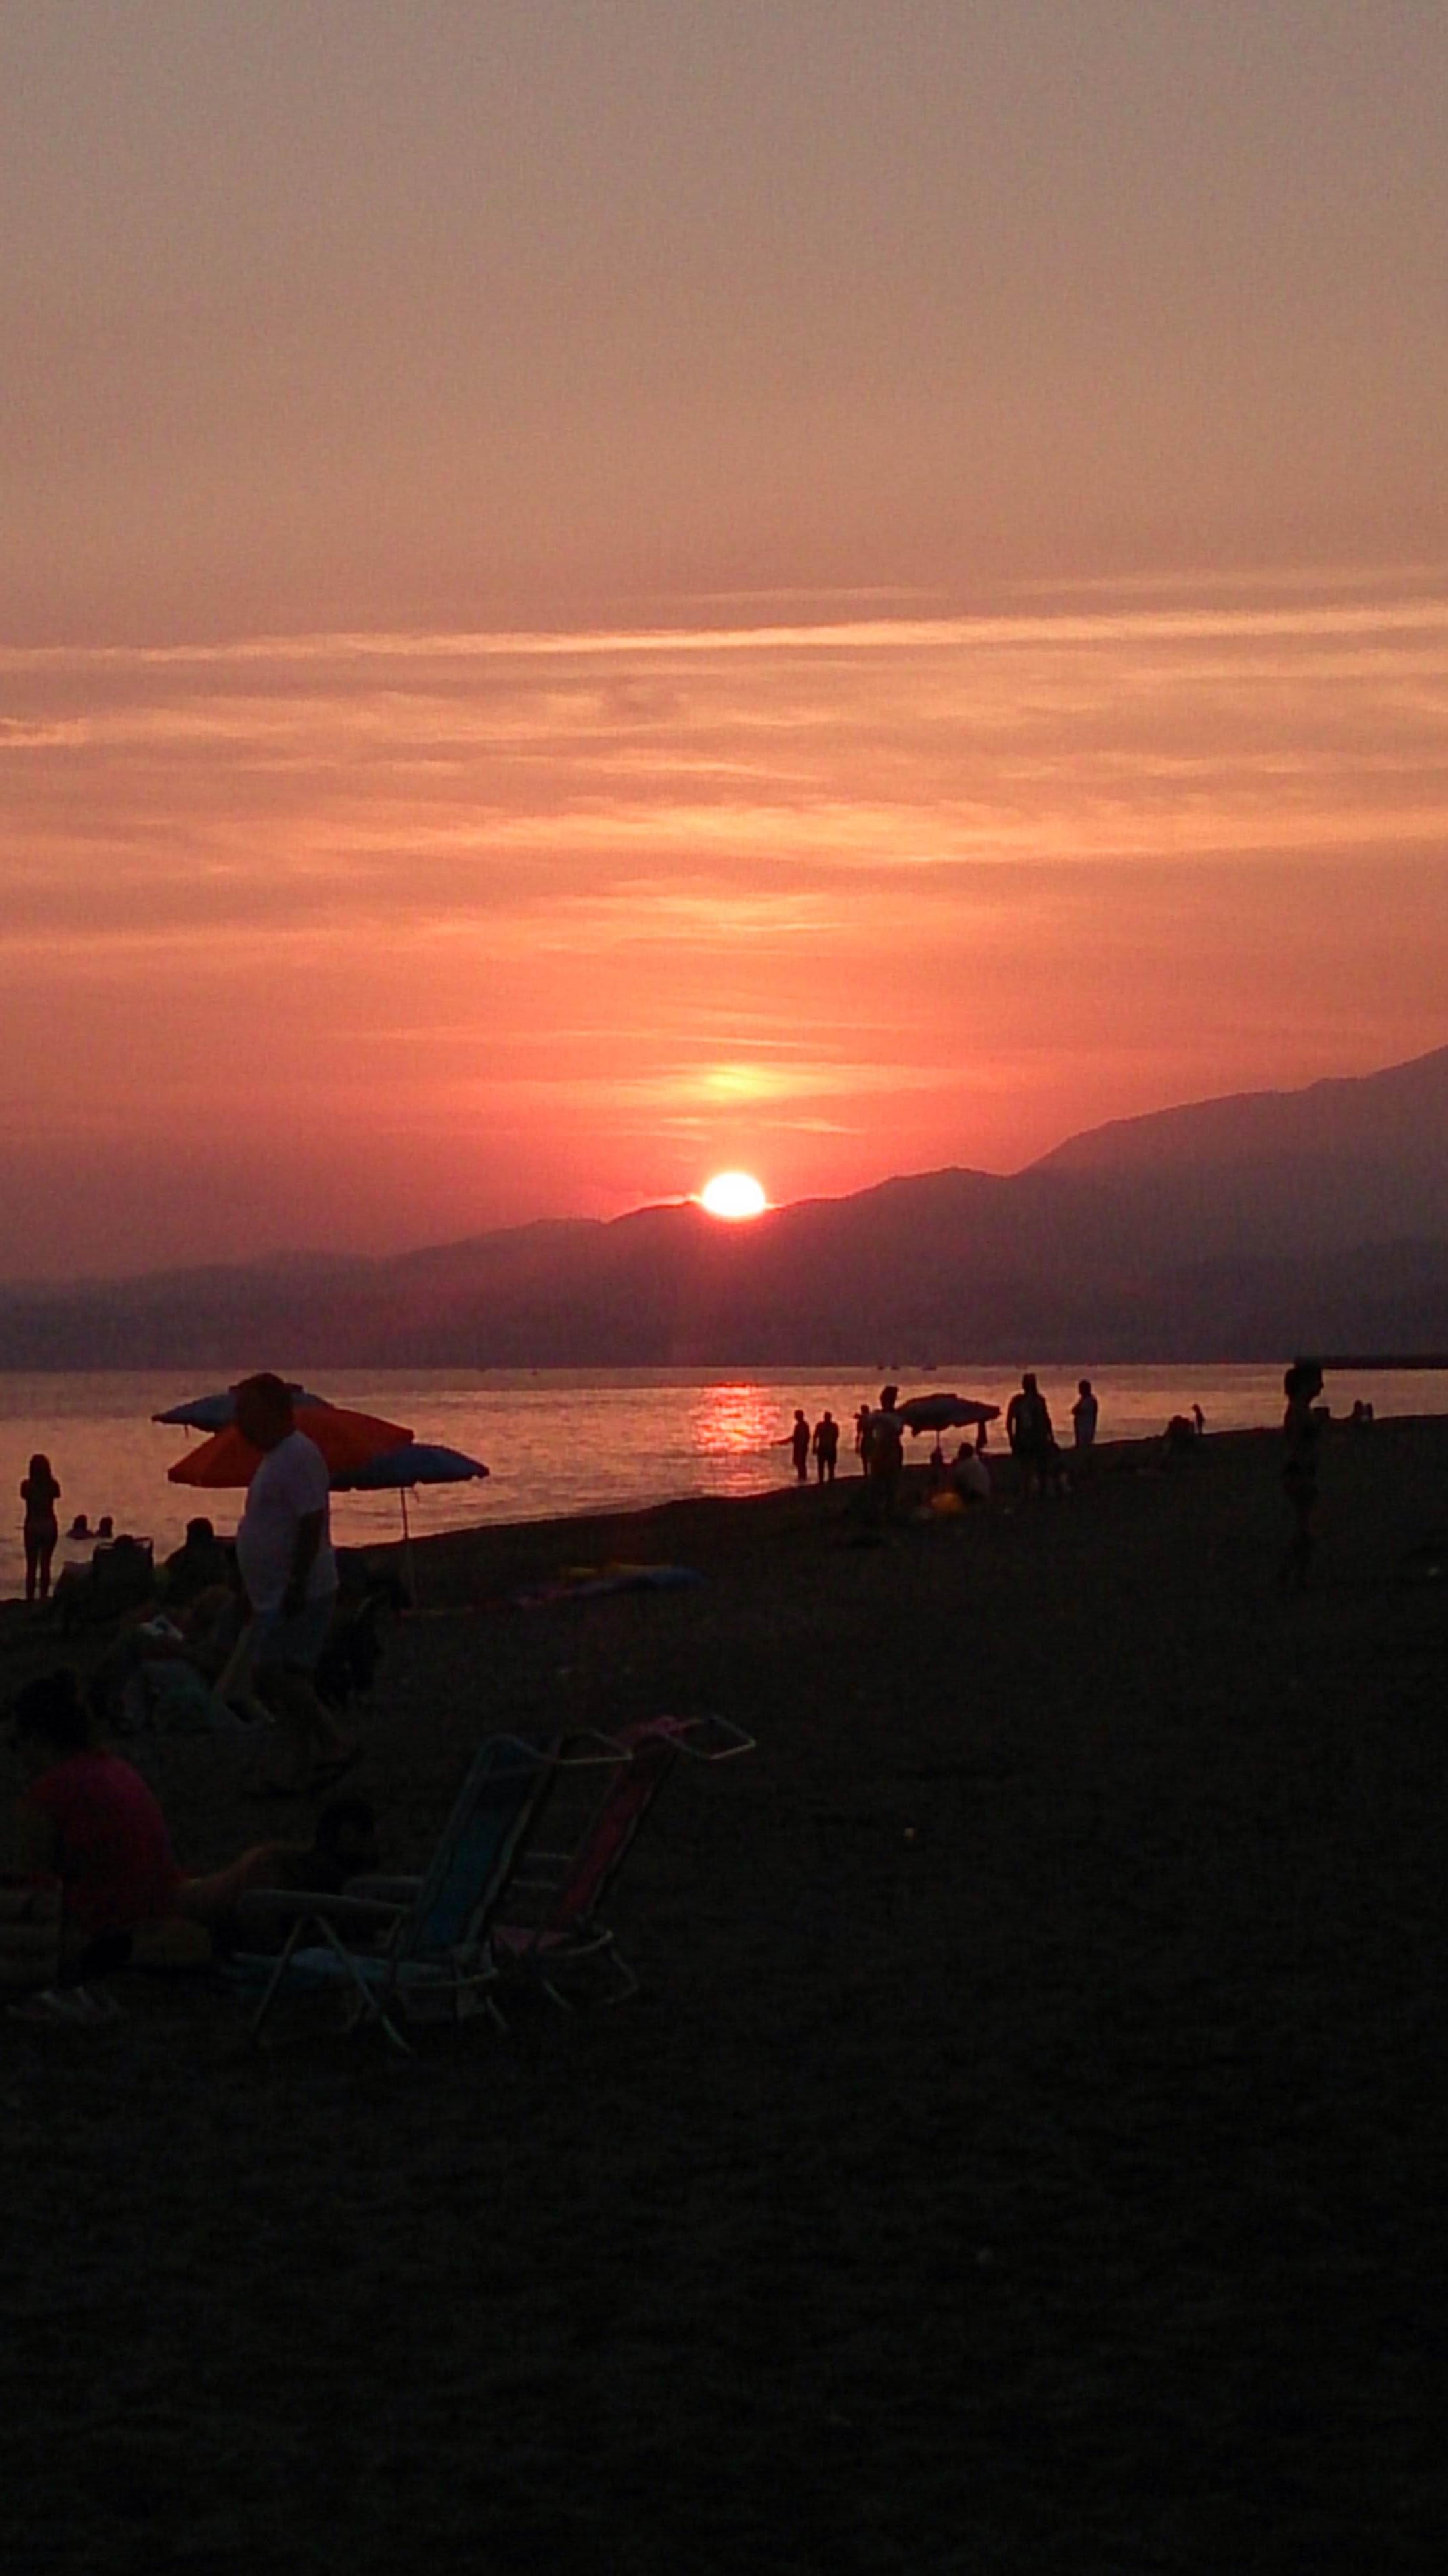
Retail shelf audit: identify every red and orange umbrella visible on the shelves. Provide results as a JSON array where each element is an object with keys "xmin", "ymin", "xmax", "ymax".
[{"xmin": 168, "ymin": 1403, "xmax": 413, "ymax": 1489}]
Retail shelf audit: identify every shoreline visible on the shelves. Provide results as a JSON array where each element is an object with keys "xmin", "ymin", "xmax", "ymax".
[{"xmin": 6, "ymin": 1412, "xmax": 1441, "ymax": 1616}]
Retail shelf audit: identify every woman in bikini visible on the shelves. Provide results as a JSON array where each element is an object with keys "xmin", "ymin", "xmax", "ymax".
[{"xmin": 20, "ymin": 1452, "xmax": 62, "ymax": 1603}]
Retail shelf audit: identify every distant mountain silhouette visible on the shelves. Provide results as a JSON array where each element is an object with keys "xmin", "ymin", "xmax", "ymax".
[
  {"xmin": 3, "ymin": 1045, "xmax": 1446, "ymax": 1367},
  {"xmin": 1031, "ymin": 1043, "xmax": 1448, "ymax": 1261}
]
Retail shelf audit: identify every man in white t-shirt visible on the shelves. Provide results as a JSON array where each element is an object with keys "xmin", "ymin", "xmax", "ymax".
[{"xmin": 233, "ymin": 1373, "xmax": 353, "ymax": 1795}]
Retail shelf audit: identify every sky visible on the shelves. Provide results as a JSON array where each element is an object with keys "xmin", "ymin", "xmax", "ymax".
[{"xmin": 2, "ymin": 1, "xmax": 1446, "ymax": 1280}]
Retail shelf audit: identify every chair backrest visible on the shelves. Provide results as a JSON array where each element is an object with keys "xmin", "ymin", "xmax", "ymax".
[
  {"xmin": 404, "ymin": 1734, "xmax": 558, "ymax": 1956},
  {"xmin": 544, "ymin": 1718, "xmax": 692, "ymax": 1932}
]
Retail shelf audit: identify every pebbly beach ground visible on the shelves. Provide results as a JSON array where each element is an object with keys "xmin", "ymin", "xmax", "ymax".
[{"xmin": 2, "ymin": 1417, "xmax": 1446, "ymax": 2573}]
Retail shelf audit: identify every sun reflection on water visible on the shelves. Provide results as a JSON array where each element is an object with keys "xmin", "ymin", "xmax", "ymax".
[{"xmin": 689, "ymin": 1382, "xmax": 779, "ymax": 1489}]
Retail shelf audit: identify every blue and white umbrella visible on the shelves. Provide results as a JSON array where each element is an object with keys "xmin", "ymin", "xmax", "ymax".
[
  {"xmin": 152, "ymin": 1383, "xmax": 330, "ymax": 1431},
  {"xmin": 331, "ymin": 1442, "xmax": 489, "ymax": 1598},
  {"xmin": 332, "ymin": 1441, "xmax": 489, "ymax": 1494}
]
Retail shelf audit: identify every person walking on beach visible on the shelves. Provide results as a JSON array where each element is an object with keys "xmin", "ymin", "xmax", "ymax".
[
  {"xmin": 812, "ymin": 1411, "xmax": 840, "ymax": 1483},
  {"xmin": 20, "ymin": 1453, "xmax": 61, "ymax": 1603},
  {"xmin": 1071, "ymin": 1379, "xmax": 1099, "ymax": 1476},
  {"xmin": 1279, "ymin": 1362, "xmax": 1324, "ymax": 1591},
  {"xmin": 231, "ymin": 1373, "xmax": 355, "ymax": 1795},
  {"xmin": 790, "ymin": 1409, "xmax": 811, "ymax": 1483}
]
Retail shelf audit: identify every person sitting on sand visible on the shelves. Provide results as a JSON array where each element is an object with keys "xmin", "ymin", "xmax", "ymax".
[
  {"xmin": 231, "ymin": 1373, "xmax": 355, "ymax": 1796},
  {"xmin": 8, "ymin": 1670, "xmax": 374, "ymax": 1969},
  {"xmin": 20, "ymin": 1454, "xmax": 61, "ymax": 1605},
  {"xmin": 951, "ymin": 1443, "xmax": 991, "ymax": 1504},
  {"xmin": 161, "ymin": 1515, "xmax": 234, "ymax": 1609}
]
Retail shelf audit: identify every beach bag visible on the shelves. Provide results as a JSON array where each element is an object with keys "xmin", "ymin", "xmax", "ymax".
[
  {"xmin": 0, "ymin": 1875, "xmax": 63, "ymax": 1998},
  {"xmin": 144, "ymin": 1657, "xmax": 243, "ymax": 1735}
]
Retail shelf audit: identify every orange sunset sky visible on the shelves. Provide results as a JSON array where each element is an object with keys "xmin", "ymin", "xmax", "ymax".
[{"xmin": 3, "ymin": 3, "xmax": 1447, "ymax": 1281}]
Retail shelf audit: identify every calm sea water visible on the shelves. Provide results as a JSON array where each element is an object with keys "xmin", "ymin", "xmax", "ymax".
[{"xmin": 3, "ymin": 1362, "xmax": 1445, "ymax": 1599}]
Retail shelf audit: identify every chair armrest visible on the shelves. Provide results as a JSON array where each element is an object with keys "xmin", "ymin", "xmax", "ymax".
[
  {"xmin": 665, "ymin": 1713, "xmax": 756, "ymax": 1760},
  {"xmin": 233, "ymin": 1887, "xmax": 408, "ymax": 1931}
]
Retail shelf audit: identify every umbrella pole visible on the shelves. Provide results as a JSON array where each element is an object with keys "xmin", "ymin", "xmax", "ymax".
[{"xmin": 400, "ymin": 1486, "xmax": 418, "ymax": 1607}]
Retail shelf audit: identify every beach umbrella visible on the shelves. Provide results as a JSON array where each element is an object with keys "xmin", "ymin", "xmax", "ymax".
[
  {"xmin": 152, "ymin": 1384, "xmax": 329, "ymax": 1431},
  {"xmin": 332, "ymin": 1441, "xmax": 489, "ymax": 1494},
  {"xmin": 895, "ymin": 1392, "xmax": 1001, "ymax": 1435},
  {"xmin": 167, "ymin": 1403, "xmax": 414, "ymax": 1489},
  {"xmin": 331, "ymin": 1441, "xmax": 489, "ymax": 1601}
]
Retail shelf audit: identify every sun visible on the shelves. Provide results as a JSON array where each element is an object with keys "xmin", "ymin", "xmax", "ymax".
[{"xmin": 698, "ymin": 1170, "xmax": 768, "ymax": 1221}]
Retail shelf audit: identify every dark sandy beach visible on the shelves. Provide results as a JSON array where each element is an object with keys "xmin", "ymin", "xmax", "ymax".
[{"xmin": 3, "ymin": 1419, "xmax": 1446, "ymax": 2573}]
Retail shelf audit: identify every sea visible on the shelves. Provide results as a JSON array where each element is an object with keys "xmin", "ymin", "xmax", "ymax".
[{"xmin": 4, "ymin": 1362, "xmax": 1446, "ymax": 1600}]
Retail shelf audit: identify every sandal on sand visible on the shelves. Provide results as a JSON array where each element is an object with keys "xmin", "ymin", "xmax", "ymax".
[
  {"xmin": 307, "ymin": 1745, "xmax": 361, "ymax": 1794},
  {"xmin": 7, "ymin": 1985, "xmax": 123, "ymax": 2027}
]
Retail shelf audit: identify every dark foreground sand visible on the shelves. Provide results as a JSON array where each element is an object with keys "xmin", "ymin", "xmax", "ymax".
[{"xmin": 2, "ymin": 1421, "xmax": 1446, "ymax": 2573}]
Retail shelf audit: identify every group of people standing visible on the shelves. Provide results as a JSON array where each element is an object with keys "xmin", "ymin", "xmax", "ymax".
[
  {"xmin": 788, "ymin": 1409, "xmax": 842, "ymax": 1482},
  {"xmin": 1004, "ymin": 1373, "xmax": 1100, "ymax": 1495},
  {"xmin": 782, "ymin": 1374, "xmax": 1105, "ymax": 1504}
]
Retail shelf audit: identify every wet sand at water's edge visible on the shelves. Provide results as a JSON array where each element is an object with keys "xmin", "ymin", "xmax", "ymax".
[{"xmin": 2, "ymin": 1421, "xmax": 1445, "ymax": 2573}]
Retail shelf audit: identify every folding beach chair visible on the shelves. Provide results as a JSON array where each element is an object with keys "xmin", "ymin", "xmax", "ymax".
[
  {"xmin": 493, "ymin": 1713, "xmax": 754, "ymax": 2006},
  {"xmin": 235, "ymin": 1730, "xmax": 617, "ymax": 2048}
]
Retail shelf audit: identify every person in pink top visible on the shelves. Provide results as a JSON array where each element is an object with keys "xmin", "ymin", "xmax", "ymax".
[{"xmin": 10, "ymin": 1670, "xmax": 297, "ymax": 1973}]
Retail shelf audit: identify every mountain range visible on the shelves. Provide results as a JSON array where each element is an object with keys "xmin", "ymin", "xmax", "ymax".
[{"xmin": 4, "ymin": 1046, "xmax": 1447, "ymax": 1368}]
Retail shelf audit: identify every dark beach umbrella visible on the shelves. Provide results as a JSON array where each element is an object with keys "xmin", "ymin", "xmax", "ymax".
[
  {"xmin": 331, "ymin": 1442, "xmax": 490, "ymax": 1599},
  {"xmin": 152, "ymin": 1384, "xmax": 329, "ymax": 1431},
  {"xmin": 895, "ymin": 1392, "xmax": 1002, "ymax": 1436}
]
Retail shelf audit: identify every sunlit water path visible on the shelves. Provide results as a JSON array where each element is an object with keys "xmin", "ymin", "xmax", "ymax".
[{"xmin": 3, "ymin": 1362, "xmax": 1445, "ymax": 1598}]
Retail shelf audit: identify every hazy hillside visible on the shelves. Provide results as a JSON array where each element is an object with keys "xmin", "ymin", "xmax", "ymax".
[
  {"xmin": 1031, "ymin": 1046, "xmax": 1448, "ymax": 1260},
  {"xmin": 2, "ymin": 1046, "xmax": 1446, "ymax": 1366}
]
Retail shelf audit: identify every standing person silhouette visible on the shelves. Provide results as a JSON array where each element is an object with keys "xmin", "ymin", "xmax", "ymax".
[
  {"xmin": 1006, "ymin": 1373, "xmax": 1054, "ymax": 1497},
  {"xmin": 812, "ymin": 1411, "xmax": 840, "ymax": 1483},
  {"xmin": 789, "ymin": 1410, "xmax": 811, "ymax": 1482},
  {"xmin": 866, "ymin": 1387, "xmax": 905, "ymax": 1521},
  {"xmin": 1071, "ymin": 1379, "xmax": 1099, "ymax": 1475},
  {"xmin": 20, "ymin": 1453, "xmax": 61, "ymax": 1603},
  {"xmin": 231, "ymin": 1374, "xmax": 353, "ymax": 1794},
  {"xmin": 1280, "ymin": 1362, "xmax": 1324, "ymax": 1591}
]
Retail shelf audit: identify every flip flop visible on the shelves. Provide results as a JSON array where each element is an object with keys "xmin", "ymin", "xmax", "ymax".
[{"xmin": 307, "ymin": 1745, "xmax": 361, "ymax": 1794}]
